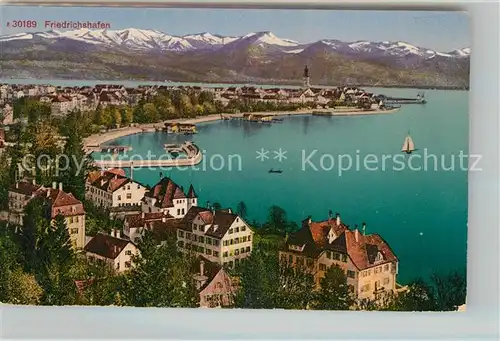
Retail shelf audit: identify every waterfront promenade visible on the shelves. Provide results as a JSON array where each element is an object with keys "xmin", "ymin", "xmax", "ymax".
[{"xmin": 83, "ymin": 107, "xmax": 399, "ymax": 148}]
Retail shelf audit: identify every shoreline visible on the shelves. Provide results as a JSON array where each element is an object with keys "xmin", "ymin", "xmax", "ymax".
[{"xmin": 83, "ymin": 107, "xmax": 400, "ymax": 147}]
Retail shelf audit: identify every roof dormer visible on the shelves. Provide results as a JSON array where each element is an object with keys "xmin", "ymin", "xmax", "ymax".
[{"xmin": 288, "ymin": 244, "xmax": 305, "ymax": 252}]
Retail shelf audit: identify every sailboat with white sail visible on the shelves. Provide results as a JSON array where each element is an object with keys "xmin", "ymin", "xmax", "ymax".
[{"xmin": 401, "ymin": 133, "xmax": 416, "ymax": 154}]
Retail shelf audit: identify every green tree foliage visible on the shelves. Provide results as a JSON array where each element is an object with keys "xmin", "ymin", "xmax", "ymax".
[
  {"xmin": 276, "ymin": 262, "xmax": 316, "ymax": 309},
  {"xmin": 121, "ymin": 232, "xmax": 199, "ymax": 307},
  {"xmin": 59, "ymin": 112, "xmax": 93, "ymax": 201},
  {"xmin": 236, "ymin": 201, "xmax": 247, "ymax": 219},
  {"xmin": 234, "ymin": 249, "xmax": 280, "ymax": 309},
  {"xmin": 6, "ymin": 268, "xmax": 44, "ymax": 305},
  {"xmin": 315, "ymin": 265, "xmax": 355, "ymax": 310},
  {"xmin": 120, "ymin": 106, "xmax": 134, "ymax": 125},
  {"xmin": 142, "ymin": 103, "xmax": 160, "ymax": 123}
]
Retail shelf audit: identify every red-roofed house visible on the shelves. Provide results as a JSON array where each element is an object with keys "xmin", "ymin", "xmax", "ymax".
[
  {"xmin": 7, "ymin": 180, "xmax": 86, "ymax": 249},
  {"xmin": 280, "ymin": 212, "xmax": 399, "ymax": 301},
  {"xmin": 193, "ymin": 256, "xmax": 238, "ymax": 308},
  {"xmin": 84, "ymin": 230, "xmax": 139, "ymax": 273},
  {"xmin": 142, "ymin": 177, "xmax": 198, "ymax": 218},
  {"xmin": 85, "ymin": 170, "xmax": 148, "ymax": 209},
  {"xmin": 177, "ymin": 206, "xmax": 254, "ymax": 268}
]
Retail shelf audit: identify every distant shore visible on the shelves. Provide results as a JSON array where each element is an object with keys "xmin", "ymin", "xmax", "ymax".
[
  {"xmin": 83, "ymin": 107, "xmax": 399, "ymax": 147},
  {"xmin": 1, "ymin": 78, "xmax": 468, "ymax": 91}
]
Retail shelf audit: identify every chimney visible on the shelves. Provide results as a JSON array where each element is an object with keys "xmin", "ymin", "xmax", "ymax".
[
  {"xmin": 46, "ymin": 189, "xmax": 50, "ymax": 197},
  {"xmin": 116, "ymin": 230, "xmax": 120, "ymax": 239},
  {"xmin": 15, "ymin": 182, "xmax": 19, "ymax": 189},
  {"xmin": 58, "ymin": 182, "xmax": 62, "ymax": 191},
  {"xmin": 32, "ymin": 179, "xmax": 36, "ymax": 185},
  {"xmin": 199, "ymin": 260, "xmax": 205, "ymax": 276},
  {"xmin": 110, "ymin": 229, "xmax": 115, "ymax": 237},
  {"xmin": 141, "ymin": 212, "xmax": 145, "ymax": 219},
  {"xmin": 355, "ymin": 229, "xmax": 359, "ymax": 243},
  {"xmin": 362, "ymin": 222, "xmax": 366, "ymax": 235},
  {"xmin": 52, "ymin": 181, "xmax": 57, "ymax": 189},
  {"xmin": 228, "ymin": 208, "xmax": 232, "ymax": 214},
  {"xmin": 113, "ymin": 245, "xmax": 118, "ymax": 255},
  {"xmin": 307, "ymin": 215, "xmax": 312, "ymax": 224},
  {"xmin": 162, "ymin": 217, "xmax": 166, "ymax": 223},
  {"xmin": 163, "ymin": 210, "xmax": 168, "ymax": 215},
  {"xmin": 328, "ymin": 210, "xmax": 333, "ymax": 220},
  {"xmin": 336, "ymin": 213, "xmax": 340, "ymax": 226}
]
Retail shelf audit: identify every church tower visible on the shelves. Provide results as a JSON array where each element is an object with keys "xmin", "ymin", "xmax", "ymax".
[{"xmin": 303, "ymin": 65, "xmax": 311, "ymax": 88}]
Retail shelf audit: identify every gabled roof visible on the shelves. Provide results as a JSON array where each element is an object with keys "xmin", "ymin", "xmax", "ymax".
[
  {"xmin": 9, "ymin": 180, "xmax": 43, "ymax": 196},
  {"xmin": 285, "ymin": 214, "xmax": 398, "ymax": 270},
  {"xmin": 187, "ymin": 184, "xmax": 197, "ymax": 199},
  {"xmin": 192, "ymin": 256, "xmax": 224, "ymax": 292},
  {"xmin": 84, "ymin": 233, "xmax": 134, "ymax": 260},
  {"xmin": 144, "ymin": 177, "xmax": 189, "ymax": 208},
  {"xmin": 87, "ymin": 170, "xmax": 144, "ymax": 193},
  {"xmin": 124, "ymin": 212, "xmax": 173, "ymax": 228},
  {"xmin": 181, "ymin": 206, "xmax": 241, "ymax": 239}
]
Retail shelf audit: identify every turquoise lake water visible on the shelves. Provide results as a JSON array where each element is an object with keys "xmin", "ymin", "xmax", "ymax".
[{"xmin": 92, "ymin": 88, "xmax": 469, "ymax": 285}]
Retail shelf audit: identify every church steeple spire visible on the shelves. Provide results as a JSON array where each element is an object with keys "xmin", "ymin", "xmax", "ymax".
[{"xmin": 303, "ymin": 65, "xmax": 310, "ymax": 88}]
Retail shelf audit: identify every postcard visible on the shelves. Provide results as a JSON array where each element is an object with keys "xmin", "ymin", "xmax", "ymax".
[{"xmin": 0, "ymin": 6, "xmax": 469, "ymax": 311}]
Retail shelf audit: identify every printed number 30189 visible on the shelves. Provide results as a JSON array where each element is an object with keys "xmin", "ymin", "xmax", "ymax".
[{"xmin": 10, "ymin": 20, "xmax": 38, "ymax": 28}]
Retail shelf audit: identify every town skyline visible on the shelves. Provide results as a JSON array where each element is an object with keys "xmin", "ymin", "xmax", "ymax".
[{"xmin": 1, "ymin": 7, "xmax": 470, "ymax": 51}]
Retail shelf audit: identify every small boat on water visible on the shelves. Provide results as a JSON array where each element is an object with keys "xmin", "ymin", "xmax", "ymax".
[
  {"xmin": 268, "ymin": 169, "xmax": 283, "ymax": 174},
  {"xmin": 401, "ymin": 133, "xmax": 416, "ymax": 154},
  {"xmin": 170, "ymin": 151, "xmax": 179, "ymax": 159}
]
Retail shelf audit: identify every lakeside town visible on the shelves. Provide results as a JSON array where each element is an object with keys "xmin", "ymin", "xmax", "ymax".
[{"xmin": 0, "ymin": 65, "xmax": 465, "ymax": 311}]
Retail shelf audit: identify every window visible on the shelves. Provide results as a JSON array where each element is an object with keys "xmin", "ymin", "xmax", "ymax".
[
  {"xmin": 326, "ymin": 251, "xmax": 332, "ymax": 259},
  {"xmin": 198, "ymin": 236, "xmax": 204, "ymax": 243},
  {"xmin": 213, "ymin": 251, "xmax": 219, "ymax": 257},
  {"xmin": 248, "ymin": 235, "xmax": 252, "ymax": 241},
  {"xmin": 178, "ymin": 241, "xmax": 184, "ymax": 248},
  {"xmin": 214, "ymin": 240, "xmax": 220, "ymax": 246},
  {"xmin": 319, "ymin": 263, "xmax": 327, "ymax": 271},
  {"xmin": 116, "ymin": 263, "xmax": 120, "ymax": 270},
  {"xmin": 206, "ymin": 238, "xmax": 212, "ymax": 245},
  {"xmin": 178, "ymin": 230, "xmax": 184, "ymax": 238},
  {"xmin": 182, "ymin": 208, "xmax": 185, "ymax": 215},
  {"xmin": 245, "ymin": 246, "xmax": 250, "ymax": 252},
  {"xmin": 341, "ymin": 254, "xmax": 347, "ymax": 262},
  {"xmin": 384, "ymin": 264, "xmax": 389, "ymax": 272},
  {"xmin": 235, "ymin": 227, "xmax": 239, "ymax": 233},
  {"xmin": 223, "ymin": 251, "xmax": 228, "ymax": 257},
  {"xmin": 241, "ymin": 226, "xmax": 246, "ymax": 231},
  {"xmin": 223, "ymin": 240, "xmax": 229, "ymax": 246},
  {"xmin": 206, "ymin": 249, "xmax": 212, "ymax": 255},
  {"xmin": 118, "ymin": 195, "xmax": 121, "ymax": 201},
  {"xmin": 334, "ymin": 252, "xmax": 341, "ymax": 261},
  {"xmin": 240, "ymin": 247, "xmax": 245, "ymax": 253},
  {"xmin": 177, "ymin": 209, "xmax": 180, "ymax": 216},
  {"xmin": 242, "ymin": 236, "xmax": 247, "ymax": 242},
  {"xmin": 126, "ymin": 193, "xmax": 132, "ymax": 199},
  {"xmin": 230, "ymin": 239, "xmax": 234, "ymax": 245},
  {"xmin": 125, "ymin": 250, "xmax": 132, "ymax": 256},
  {"xmin": 76, "ymin": 216, "xmax": 79, "ymax": 223},
  {"xmin": 125, "ymin": 261, "xmax": 131, "ymax": 268},
  {"xmin": 127, "ymin": 185, "xmax": 130, "ymax": 190},
  {"xmin": 137, "ymin": 184, "xmax": 141, "ymax": 189},
  {"xmin": 383, "ymin": 277, "xmax": 390, "ymax": 285},
  {"xmin": 234, "ymin": 237, "xmax": 239, "ymax": 243},
  {"xmin": 228, "ymin": 228, "xmax": 234, "ymax": 234},
  {"xmin": 235, "ymin": 249, "xmax": 240, "ymax": 256},
  {"xmin": 307, "ymin": 259, "xmax": 314, "ymax": 267},
  {"xmin": 70, "ymin": 228, "xmax": 78, "ymax": 234},
  {"xmin": 297, "ymin": 257, "xmax": 305, "ymax": 266},
  {"xmin": 193, "ymin": 224, "xmax": 197, "ymax": 231},
  {"xmin": 186, "ymin": 232, "xmax": 192, "ymax": 239},
  {"xmin": 374, "ymin": 267, "xmax": 379, "ymax": 274},
  {"xmin": 347, "ymin": 270, "xmax": 356, "ymax": 278}
]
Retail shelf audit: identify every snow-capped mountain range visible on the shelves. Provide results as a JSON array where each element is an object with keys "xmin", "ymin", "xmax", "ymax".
[{"xmin": 0, "ymin": 28, "xmax": 470, "ymax": 59}]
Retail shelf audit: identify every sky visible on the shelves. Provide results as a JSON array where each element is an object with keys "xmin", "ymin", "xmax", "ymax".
[{"xmin": 1, "ymin": 6, "xmax": 470, "ymax": 51}]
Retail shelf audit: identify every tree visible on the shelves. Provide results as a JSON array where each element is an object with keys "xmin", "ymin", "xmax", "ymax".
[
  {"xmin": 30, "ymin": 121, "xmax": 61, "ymax": 184},
  {"xmin": 198, "ymin": 91, "xmax": 214, "ymax": 104},
  {"xmin": 59, "ymin": 118, "xmax": 92, "ymax": 201},
  {"xmin": 236, "ymin": 201, "xmax": 248, "ymax": 219},
  {"xmin": 431, "ymin": 271, "xmax": 466, "ymax": 311},
  {"xmin": 193, "ymin": 104, "xmax": 204, "ymax": 116},
  {"xmin": 0, "ymin": 225, "xmax": 23, "ymax": 302},
  {"xmin": 112, "ymin": 108, "xmax": 122, "ymax": 127},
  {"xmin": 234, "ymin": 249, "xmax": 280, "ymax": 309},
  {"xmin": 7, "ymin": 268, "xmax": 44, "ymax": 305},
  {"xmin": 202, "ymin": 102, "xmax": 216, "ymax": 115},
  {"xmin": 142, "ymin": 103, "xmax": 160, "ymax": 123},
  {"xmin": 265, "ymin": 205, "xmax": 287, "ymax": 234},
  {"xmin": 276, "ymin": 262, "xmax": 316, "ymax": 309},
  {"xmin": 178, "ymin": 94, "xmax": 193, "ymax": 117},
  {"xmin": 391, "ymin": 279, "xmax": 437, "ymax": 311},
  {"xmin": 314, "ymin": 264, "xmax": 354, "ymax": 310},
  {"xmin": 122, "ymin": 232, "xmax": 199, "ymax": 307},
  {"xmin": 120, "ymin": 106, "xmax": 134, "ymax": 125},
  {"xmin": 212, "ymin": 202, "xmax": 222, "ymax": 210}
]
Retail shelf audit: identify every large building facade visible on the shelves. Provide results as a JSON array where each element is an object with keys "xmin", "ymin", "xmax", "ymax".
[{"xmin": 280, "ymin": 213, "xmax": 398, "ymax": 301}]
